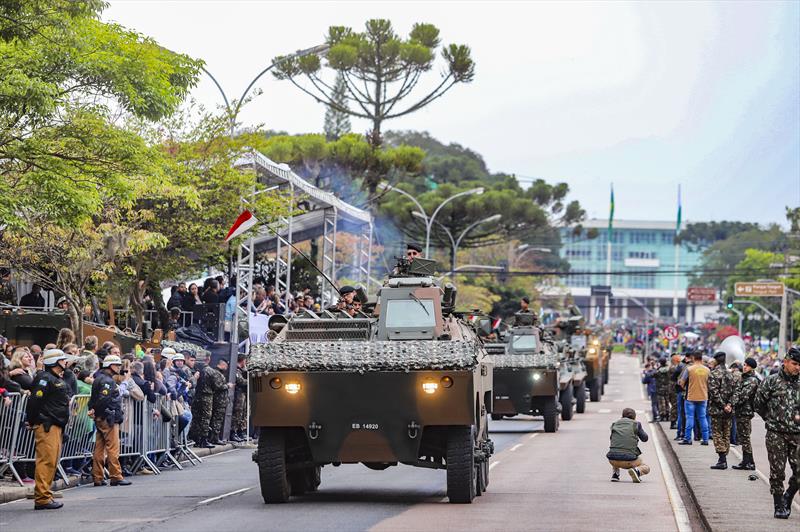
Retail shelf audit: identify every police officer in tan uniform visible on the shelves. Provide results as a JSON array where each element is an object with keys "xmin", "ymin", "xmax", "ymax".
[{"xmin": 26, "ymin": 349, "xmax": 72, "ymax": 509}]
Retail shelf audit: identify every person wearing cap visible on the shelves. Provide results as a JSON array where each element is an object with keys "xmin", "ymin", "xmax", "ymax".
[
  {"xmin": 406, "ymin": 243, "xmax": 422, "ymax": 261},
  {"xmin": 26, "ymin": 348, "xmax": 71, "ymax": 510},
  {"xmin": 708, "ymin": 351, "xmax": 736, "ymax": 470},
  {"xmin": 87, "ymin": 354, "xmax": 131, "ymax": 487},
  {"xmin": 754, "ymin": 346, "xmax": 800, "ymax": 519},
  {"xmin": 330, "ymin": 285, "xmax": 356, "ymax": 313},
  {"xmin": 209, "ymin": 358, "xmax": 234, "ymax": 445},
  {"xmin": 732, "ymin": 357, "xmax": 760, "ymax": 470},
  {"xmin": 679, "ymin": 351, "xmax": 710, "ymax": 445}
]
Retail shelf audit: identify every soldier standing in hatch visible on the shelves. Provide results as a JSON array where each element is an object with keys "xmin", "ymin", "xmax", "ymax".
[
  {"xmin": 230, "ymin": 354, "xmax": 248, "ymax": 442},
  {"xmin": 208, "ymin": 358, "xmax": 233, "ymax": 445},
  {"xmin": 731, "ymin": 357, "xmax": 760, "ymax": 470},
  {"xmin": 708, "ymin": 351, "xmax": 735, "ymax": 470},
  {"xmin": 754, "ymin": 346, "xmax": 800, "ymax": 519},
  {"xmin": 26, "ymin": 349, "xmax": 71, "ymax": 510},
  {"xmin": 0, "ymin": 267, "xmax": 16, "ymax": 305},
  {"xmin": 655, "ymin": 358, "xmax": 671, "ymax": 421}
]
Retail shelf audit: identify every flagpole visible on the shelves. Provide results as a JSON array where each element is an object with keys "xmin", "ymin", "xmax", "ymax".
[
  {"xmin": 605, "ymin": 183, "xmax": 613, "ymax": 322},
  {"xmin": 672, "ymin": 184, "xmax": 681, "ymax": 321}
]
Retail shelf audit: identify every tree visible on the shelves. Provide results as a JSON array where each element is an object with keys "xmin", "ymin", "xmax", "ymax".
[
  {"xmin": 323, "ymin": 73, "xmax": 351, "ymax": 140},
  {"xmin": 0, "ymin": 0, "xmax": 202, "ymax": 229},
  {"xmin": 273, "ymin": 19, "xmax": 475, "ymax": 186},
  {"xmin": 679, "ymin": 221, "xmax": 761, "ymax": 251}
]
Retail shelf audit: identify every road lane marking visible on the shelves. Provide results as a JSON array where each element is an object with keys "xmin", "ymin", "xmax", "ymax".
[
  {"xmin": 648, "ymin": 414, "xmax": 691, "ymax": 532},
  {"xmin": 613, "ymin": 399, "xmax": 624, "ymax": 402},
  {"xmin": 197, "ymin": 487, "xmax": 252, "ymax": 506},
  {"xmin": 598, "ymin": 408, "xmax": 612, "ymax": 413},
  {"xmin": 509, "ymin": 443, "xmax": 523, "ymax": 452},
  {"xmin": 729, "ymin": 447, "xmax": 800, "ymax": 512},
  {"xmin": 528, "ymin": 433, "xmax": 538, "ymax": 440},
  {"xmin": 489, "ymin": 461, "xmax": 500, "ymax": 470}
]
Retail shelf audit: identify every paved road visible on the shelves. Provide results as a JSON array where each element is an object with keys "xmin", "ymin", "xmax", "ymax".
[{"xmin": 0, "ymin": 354, "xmax": 682, "ymax": 531}]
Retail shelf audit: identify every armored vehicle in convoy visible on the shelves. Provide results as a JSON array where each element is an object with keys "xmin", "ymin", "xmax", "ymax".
[
  {"xmin": 248, "ymin": 258, "xmax": 494, "ymax": 504},
  {"xmin": 487, "ymin": 312, "xmax": 565, "ymax": 432}
]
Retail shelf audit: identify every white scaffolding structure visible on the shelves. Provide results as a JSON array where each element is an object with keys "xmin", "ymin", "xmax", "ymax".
[{"xmin": 231, "ymin": 151, "xmax": 373, "ymax": 349}]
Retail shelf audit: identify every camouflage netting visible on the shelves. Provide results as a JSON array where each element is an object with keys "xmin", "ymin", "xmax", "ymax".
[
  {"xmin": 249, "ymin": 339, "xmax": 484, "ymax": 373},
  {"xmin": 491, "ymin": 351, "xmax": 559, "ymax": 369}
]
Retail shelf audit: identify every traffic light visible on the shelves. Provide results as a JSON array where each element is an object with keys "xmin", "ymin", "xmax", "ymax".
[{"xmin": 726, "ymin": 296, "xmax": 734, "ymax": 310}]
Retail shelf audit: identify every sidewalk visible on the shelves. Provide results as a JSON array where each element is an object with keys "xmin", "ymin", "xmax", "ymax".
[
  {"xmin": 0, "ymin": 442, "xmax": 237, "ymax": 504},
  {"xmin": 655, "ymin": 420, "xmax": 800, "ymax": 531}
]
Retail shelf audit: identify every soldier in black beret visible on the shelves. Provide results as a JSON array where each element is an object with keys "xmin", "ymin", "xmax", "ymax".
[{"xmin": 406, "ymin": 243, "xmax": 422, "ymax": 261}]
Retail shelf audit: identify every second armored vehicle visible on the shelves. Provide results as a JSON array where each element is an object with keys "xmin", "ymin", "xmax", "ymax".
[{"xmin": 248, "ymin": 259, "xmax": 493, "ymax": 504}]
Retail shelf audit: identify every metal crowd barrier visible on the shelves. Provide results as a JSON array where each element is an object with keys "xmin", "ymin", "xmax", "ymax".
[{"xmin": 0, "ymin": 392, "xmax": 202, "ymax": 486}]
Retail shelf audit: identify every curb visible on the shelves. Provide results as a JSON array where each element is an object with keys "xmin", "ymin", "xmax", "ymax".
[
  {"xmin": 652, "ymin": 420, "xmax": 712, "ymax": 532},
  {"xmin": 0, "ymin": 443, "xmax": 238, "ymax": 505}
]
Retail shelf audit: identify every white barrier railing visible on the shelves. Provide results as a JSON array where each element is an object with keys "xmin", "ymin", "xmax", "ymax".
[{"xmin": 0, "ymin": 391, "xmax": 201, "ymax": 486}]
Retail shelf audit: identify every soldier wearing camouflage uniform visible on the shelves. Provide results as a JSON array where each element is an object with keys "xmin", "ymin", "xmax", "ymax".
[
  {"xmin": 753, "ymin": 346, "xmax": 800, "ymax": 519},
  {"xmin": 188, "ymin": 363, "xmax": 220, "ymax": 449},
  {"xmin": 731, "ymin": 357, "xmax": 759, "ymax": 470},
  {"xmin": 208, "ymin": 358, "xmax": 232, "ymax": 445},
  {"xmin": 230, "ymin": 354, "xmax": 248, "ymax": 442},
  {"xmin": 708, "ymin": 351, "xmax": 735, "ymax": 470},
  {"xmin": 0, "ymin": 267, "xmax": 16, "ymax": 305},
  {"xmin": 654, "ymin": 358, "xmax": 671, "ymax": 422}
]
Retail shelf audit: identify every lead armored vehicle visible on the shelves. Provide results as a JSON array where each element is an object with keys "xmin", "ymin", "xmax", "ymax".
[
  {"xmin": 487, "ymin": 313, "xmax": 564, "ymax": 432},
  {"xmin": 248, "ymin": 258, "xmax": 493, "ymax": 504}
]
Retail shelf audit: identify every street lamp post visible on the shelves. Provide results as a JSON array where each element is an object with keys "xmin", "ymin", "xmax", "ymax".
[
  {"xmin": 514, "ymin": 244, "xmax": 553, "ymax": 267},
  {"xmin": 379, "ymin": 184, "xmax": 484, "ymax": 257},
  {"xmin": 412, "ymin": 212, "xmax": 501, "ymax": 273},
  {"xmin": 201, "ymin": 44, "xmax": 330, "ymax": 136}
]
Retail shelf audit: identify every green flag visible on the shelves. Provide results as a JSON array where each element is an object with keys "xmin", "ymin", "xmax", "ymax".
[
  {"xmin": 675, "ymin": 184, "xmax": 682, "ymax": 236},
  {"xmin": 608, "ymin": 184, "xmax": 615, "ymax": 239}
]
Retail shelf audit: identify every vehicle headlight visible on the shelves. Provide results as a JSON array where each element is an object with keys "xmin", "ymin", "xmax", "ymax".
[
  {"xmin": 588, "ymin": 348, "xmax": 596, "ymax": 354},
  {"xmin": 532, "ymin": 373, "xmax": 541, "ymax": 381},
  {"xmin": 285, "ymin": 382, "xmax": 301, "ymax": 394},
  {"xmin": 422, "ymin": 381, "xmax": 438, "ymax": 394},
  {"xmin": 269, "ymin": 378, "xmax": 282, "ymax": 389},
  {"xmin": 440, "ymin": 376, "xmax": 454, "ymax": 388}
]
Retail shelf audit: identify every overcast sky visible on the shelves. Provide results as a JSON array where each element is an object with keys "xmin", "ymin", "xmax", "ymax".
[{"xmin": 105, "ymin": 1, "xmax": 799, "ymax": 226}]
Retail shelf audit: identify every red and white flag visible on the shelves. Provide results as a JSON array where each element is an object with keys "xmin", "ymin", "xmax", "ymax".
[{"xmin": 224, "ymin": 210, "xmax": 259, "ymax": 242}]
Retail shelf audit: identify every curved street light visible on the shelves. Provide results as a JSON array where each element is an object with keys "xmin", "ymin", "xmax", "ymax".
[
  {"xmin": 414, "ymin": 212, "xmax": 501, "ymax": 272},
  {"xmin": 201, "ymin": 44, "xmax": 330, "ymax": 136}
]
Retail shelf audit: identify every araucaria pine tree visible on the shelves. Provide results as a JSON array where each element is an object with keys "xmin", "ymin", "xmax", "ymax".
[{"xmin": 324, "ymin": 73, "xmax": 351, "ymax": 140}]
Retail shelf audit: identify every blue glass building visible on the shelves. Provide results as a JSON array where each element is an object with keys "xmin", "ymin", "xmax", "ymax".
[{"xmin": 556, "ymin": 219, "xmax": 711, "ymax": 323}]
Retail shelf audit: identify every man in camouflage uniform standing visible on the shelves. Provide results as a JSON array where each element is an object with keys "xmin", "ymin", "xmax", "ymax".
[
  {"xmin": 731, "ymin": 357, "xmax": 759, "ymax": 470},
  {"xmin": 655, "ymin": 358, "xmax": 671, "ymax": 421},
  {"xmin": 208, "ymin": 358, "xmax": 233, "ymax": 445},
  {"xmin": 0, "ymin": 267, "xmax": 16, "ymax": 305},
  {"xmin": 188, "ymin": 362, "xmax": 216, "ymax": 449},
  {"xmin": 708, "ymin": 351, "xmax": 735, "ymax": 470},
  {"xmin": 754, "ymin": 346, "xmax": 800, "ymax": 519},
  {"xmin": 230, "ymin": 354, "xmax": 248, "ymax": 442}
]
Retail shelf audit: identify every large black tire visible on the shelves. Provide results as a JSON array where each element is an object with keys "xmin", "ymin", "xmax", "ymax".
[
  {"xmin": 560, "ymin": 385, "xmax": 574, "ymax": 421},
  {"xmin": 306, "ymin": 465, "xmax": 321, "ymax": 492},
  {"xmin": 589, "ymin": 377, "xmax": 601, "ymax": 402},
  {"xmin": 446, "ymin": 427, "xmax": 476, "ymax": 504},
  {"xmin": 601, "ymin": 378, "xmax": 606, "ymax": 395},
  {"xmin": 543, "ymin": 398, "xmax": 559, "ymax": 433},
  {"xmin": 574, "ymin": 381, "xmax": 586, "ymax": 414},
  {"xmin": 258, "ymin": 430, "xmax": 290, "ymax": 504},
  {"xmin": 603, "ymin": 365, "xmax": 609, "ymax": 385},
  {"xmin": 490, "ymin": 413, "xmax": 503, "ymax": 421}
]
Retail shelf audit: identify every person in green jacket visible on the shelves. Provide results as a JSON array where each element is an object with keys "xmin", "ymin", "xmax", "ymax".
[{"xmin": 607, "ymin": 407, "xmax": 650, "ymax": 483}]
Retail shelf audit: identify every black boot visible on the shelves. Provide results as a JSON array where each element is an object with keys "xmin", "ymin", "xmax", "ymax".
[
  {"xmin": 710, "ymin": 452, "xmax": 727, "ymax": 470},
  {"xmin": 784, "ymin": 482, "xmax": 798, "ymax": 518},
  {"xmin": 669, "ymin": 421, "xmax": 677, "ymax": 430},
  {"xmin": 732, "ymin": 452, "xmax": 755, "ymax": 470},
  {"xmin": 774, "ymin": 493, "xmax": 790, "ymax": 519}
]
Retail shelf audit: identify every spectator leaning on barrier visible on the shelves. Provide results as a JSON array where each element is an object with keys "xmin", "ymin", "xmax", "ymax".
[
  {"xmin": 87, "ymin": 355, "xmax": 131, "ymax": 487},
  {"xmin": 679, "ymin": 351, "xmax": 711, "ymax": 445},
  {"xmin": 607, "ymin": 407, "xmax": 650, "ymax": 483},
  {"xmin": 26, "ymin": 348, "xmax": 72, "ymax": 510}
]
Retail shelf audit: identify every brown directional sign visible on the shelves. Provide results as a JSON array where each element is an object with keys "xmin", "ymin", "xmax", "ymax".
[
  {"xmin": 687, "ymin": 287, "xmax": 716, "ymax": 302},
  {"xmin": 734, "ymin": 282, "xmax": 784, "ymax": 297}
]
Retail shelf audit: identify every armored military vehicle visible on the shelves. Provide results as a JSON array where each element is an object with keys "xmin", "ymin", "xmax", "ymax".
[
  {"xmin": 557, "ymin": 342, "xmax": 588, "ymax": 415},
  {"xmin": 487, "ymin": 313, "xmax": 565, "ymax": 432},
  {"xmin": 248, "ymin": 258, "xmax": 494, "ymax": 504}
]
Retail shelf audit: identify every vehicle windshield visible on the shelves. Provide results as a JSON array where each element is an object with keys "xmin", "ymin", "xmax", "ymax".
[
  {"xmin": 385, "ymin": 299, "xmax": 436, "ymax": 328},
  {"xmin": 511, "ymin": 334, "xmax": 538, "ymax": 351}
]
